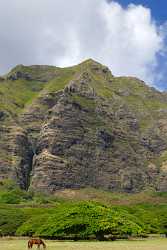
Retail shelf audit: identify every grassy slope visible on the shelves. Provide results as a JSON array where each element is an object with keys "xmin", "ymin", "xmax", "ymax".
[
  {"xmin": 1, "ymin": 59, "xmax": 166, "ymax": 123},
  {"xmin": 52, "ymin": 188, "xmax": 167, "ymax": 206},
  {"xmin": 0, "ymin": 68, "xmax": 76, "ymax": 117},
  {"xmin": 0, "ymin": 79, "xmax": 46, "ymax": 115}
]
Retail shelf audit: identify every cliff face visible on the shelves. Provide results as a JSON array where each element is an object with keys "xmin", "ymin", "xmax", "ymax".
[{"xmin": 1, "ymin": 59, "xmax": 167, "ymax": 193}]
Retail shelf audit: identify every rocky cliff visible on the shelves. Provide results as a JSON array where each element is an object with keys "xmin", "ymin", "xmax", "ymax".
[{"xmin": 0, "ymin": 59, "xmax": 167, "ymax": 193}]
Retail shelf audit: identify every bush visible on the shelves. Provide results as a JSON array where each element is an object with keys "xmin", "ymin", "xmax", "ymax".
[
  {"xmin": 0, "ymin": 208, "xmax": 26, "ymax": 236},
  {"xmin": 0, "ymin": 188, "xmax": 33, "ymax": 204},
  {"xmin": 124, "ymin": 205, "xmax": 161, "ymax": 234}
]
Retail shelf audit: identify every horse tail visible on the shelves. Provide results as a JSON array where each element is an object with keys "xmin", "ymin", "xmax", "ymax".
[{"xmin": 28, "ymin": 241, "xmax": 32, "ymax": 249}]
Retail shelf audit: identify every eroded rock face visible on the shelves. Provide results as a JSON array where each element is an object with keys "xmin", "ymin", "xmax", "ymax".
[
  {"xmin": 1, "ymin": 59, "xmax": 167, "ymax": 193},
  {"xmin": 29, "ymin": 71, "xmax": 167, "ymax": 193},
  {"xmin": 0, "ymin": 125, "xmax": 33, "ymax": 189}
]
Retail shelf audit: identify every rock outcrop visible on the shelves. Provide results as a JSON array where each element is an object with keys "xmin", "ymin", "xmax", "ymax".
[{"xmin": 0, "ymin": 59, "xmax": 167, "ymax": 193}]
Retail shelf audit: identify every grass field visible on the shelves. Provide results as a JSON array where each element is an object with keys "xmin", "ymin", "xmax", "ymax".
[{"xmin": 1, "ymin": 238, "xmax": 167, "ymax": 250}]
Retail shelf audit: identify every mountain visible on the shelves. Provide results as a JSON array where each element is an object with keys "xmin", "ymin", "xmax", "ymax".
[{"xmin": 0, "ymin": 59, "xmax": 167, "ymax": 193}]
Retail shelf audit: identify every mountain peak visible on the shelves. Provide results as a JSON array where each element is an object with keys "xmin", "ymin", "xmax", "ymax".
[
  {"xmin": 81, "ymin": 58, "xmax": 99, "ymax": 64},
  {"xmin": 79, "ymin": 58, "xmax": 107, "ymax": 68}
]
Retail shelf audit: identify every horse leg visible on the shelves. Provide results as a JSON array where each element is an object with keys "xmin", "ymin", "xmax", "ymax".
[{"xmin": 37, "ymin": 243, "xmax": 40, "ymax": 249}]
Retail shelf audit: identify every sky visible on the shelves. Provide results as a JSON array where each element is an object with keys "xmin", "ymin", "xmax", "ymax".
[
  {"xmin": 114, "ymin": 0, "xmax": 167, "ymax": 24},
  {"xmin": 0, "ymin": 0, "xmax": 166, "ymax": 90}
]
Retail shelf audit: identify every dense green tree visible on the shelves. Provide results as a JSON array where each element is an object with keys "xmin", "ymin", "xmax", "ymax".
[{"xmin": 17, "ymin": 202, "xmax": 143, "ymax": 240}]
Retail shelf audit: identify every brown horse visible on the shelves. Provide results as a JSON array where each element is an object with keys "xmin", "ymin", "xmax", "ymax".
[{"xmin": 28, "ymin": 239, "xmax": 46, "ymax": 249}]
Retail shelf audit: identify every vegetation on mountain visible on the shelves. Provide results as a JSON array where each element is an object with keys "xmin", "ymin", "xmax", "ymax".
[{"xmin": 1, "ymin": 59, "xmax": 167, "ymax": 193}]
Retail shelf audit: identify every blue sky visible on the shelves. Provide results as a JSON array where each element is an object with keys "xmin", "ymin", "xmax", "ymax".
[{"xmin": 116, "ymin": 0, "xmax": 167, "ymax": 24}]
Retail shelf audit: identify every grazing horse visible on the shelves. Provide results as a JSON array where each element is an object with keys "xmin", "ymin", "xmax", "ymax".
[{"xmin": 28, "ymin": 239, "xmax": 46, "ymax": 249}]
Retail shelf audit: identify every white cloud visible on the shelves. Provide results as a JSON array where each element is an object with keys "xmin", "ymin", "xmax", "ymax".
[
  {"xmin": 0, "ymin": 0, "xmax": 166, "ymax": 87},
  {"xmin": 99, "ymin": 2, "xmax": 164, "ymax": 84}
]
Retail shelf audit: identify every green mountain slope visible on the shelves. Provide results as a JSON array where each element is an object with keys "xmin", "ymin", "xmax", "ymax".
[{"xmin": 0, "ymin": 59, "xmax": 167, "ymax": 193}]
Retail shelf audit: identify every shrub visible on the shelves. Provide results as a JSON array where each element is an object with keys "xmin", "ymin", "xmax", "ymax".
[
  {"xmin": 0, "ymin": 188, "xmax": 33, "ymax": 204},
  {"xmin": 0, "ymin": 208, "xmax": 26, "ymax": 236}
]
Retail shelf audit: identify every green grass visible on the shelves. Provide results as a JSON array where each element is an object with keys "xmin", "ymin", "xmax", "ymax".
[
  {"xmin": 1, "ymin": 238, "xmax": 167, "ymax": 250},
  {"xmin": 0, "ymin": 79, "xmax": 46, "ymax": 115},
  {"xmin": 44, "ymin": 68, "xmax": 75, "ymax": 93},
  {"xmin": 0, "ymin": 67, "xmax": 75, "ymax": 118},
  {"xmin": 71, "ymin": 94, "xmax": 96, "ymax": 110}
]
